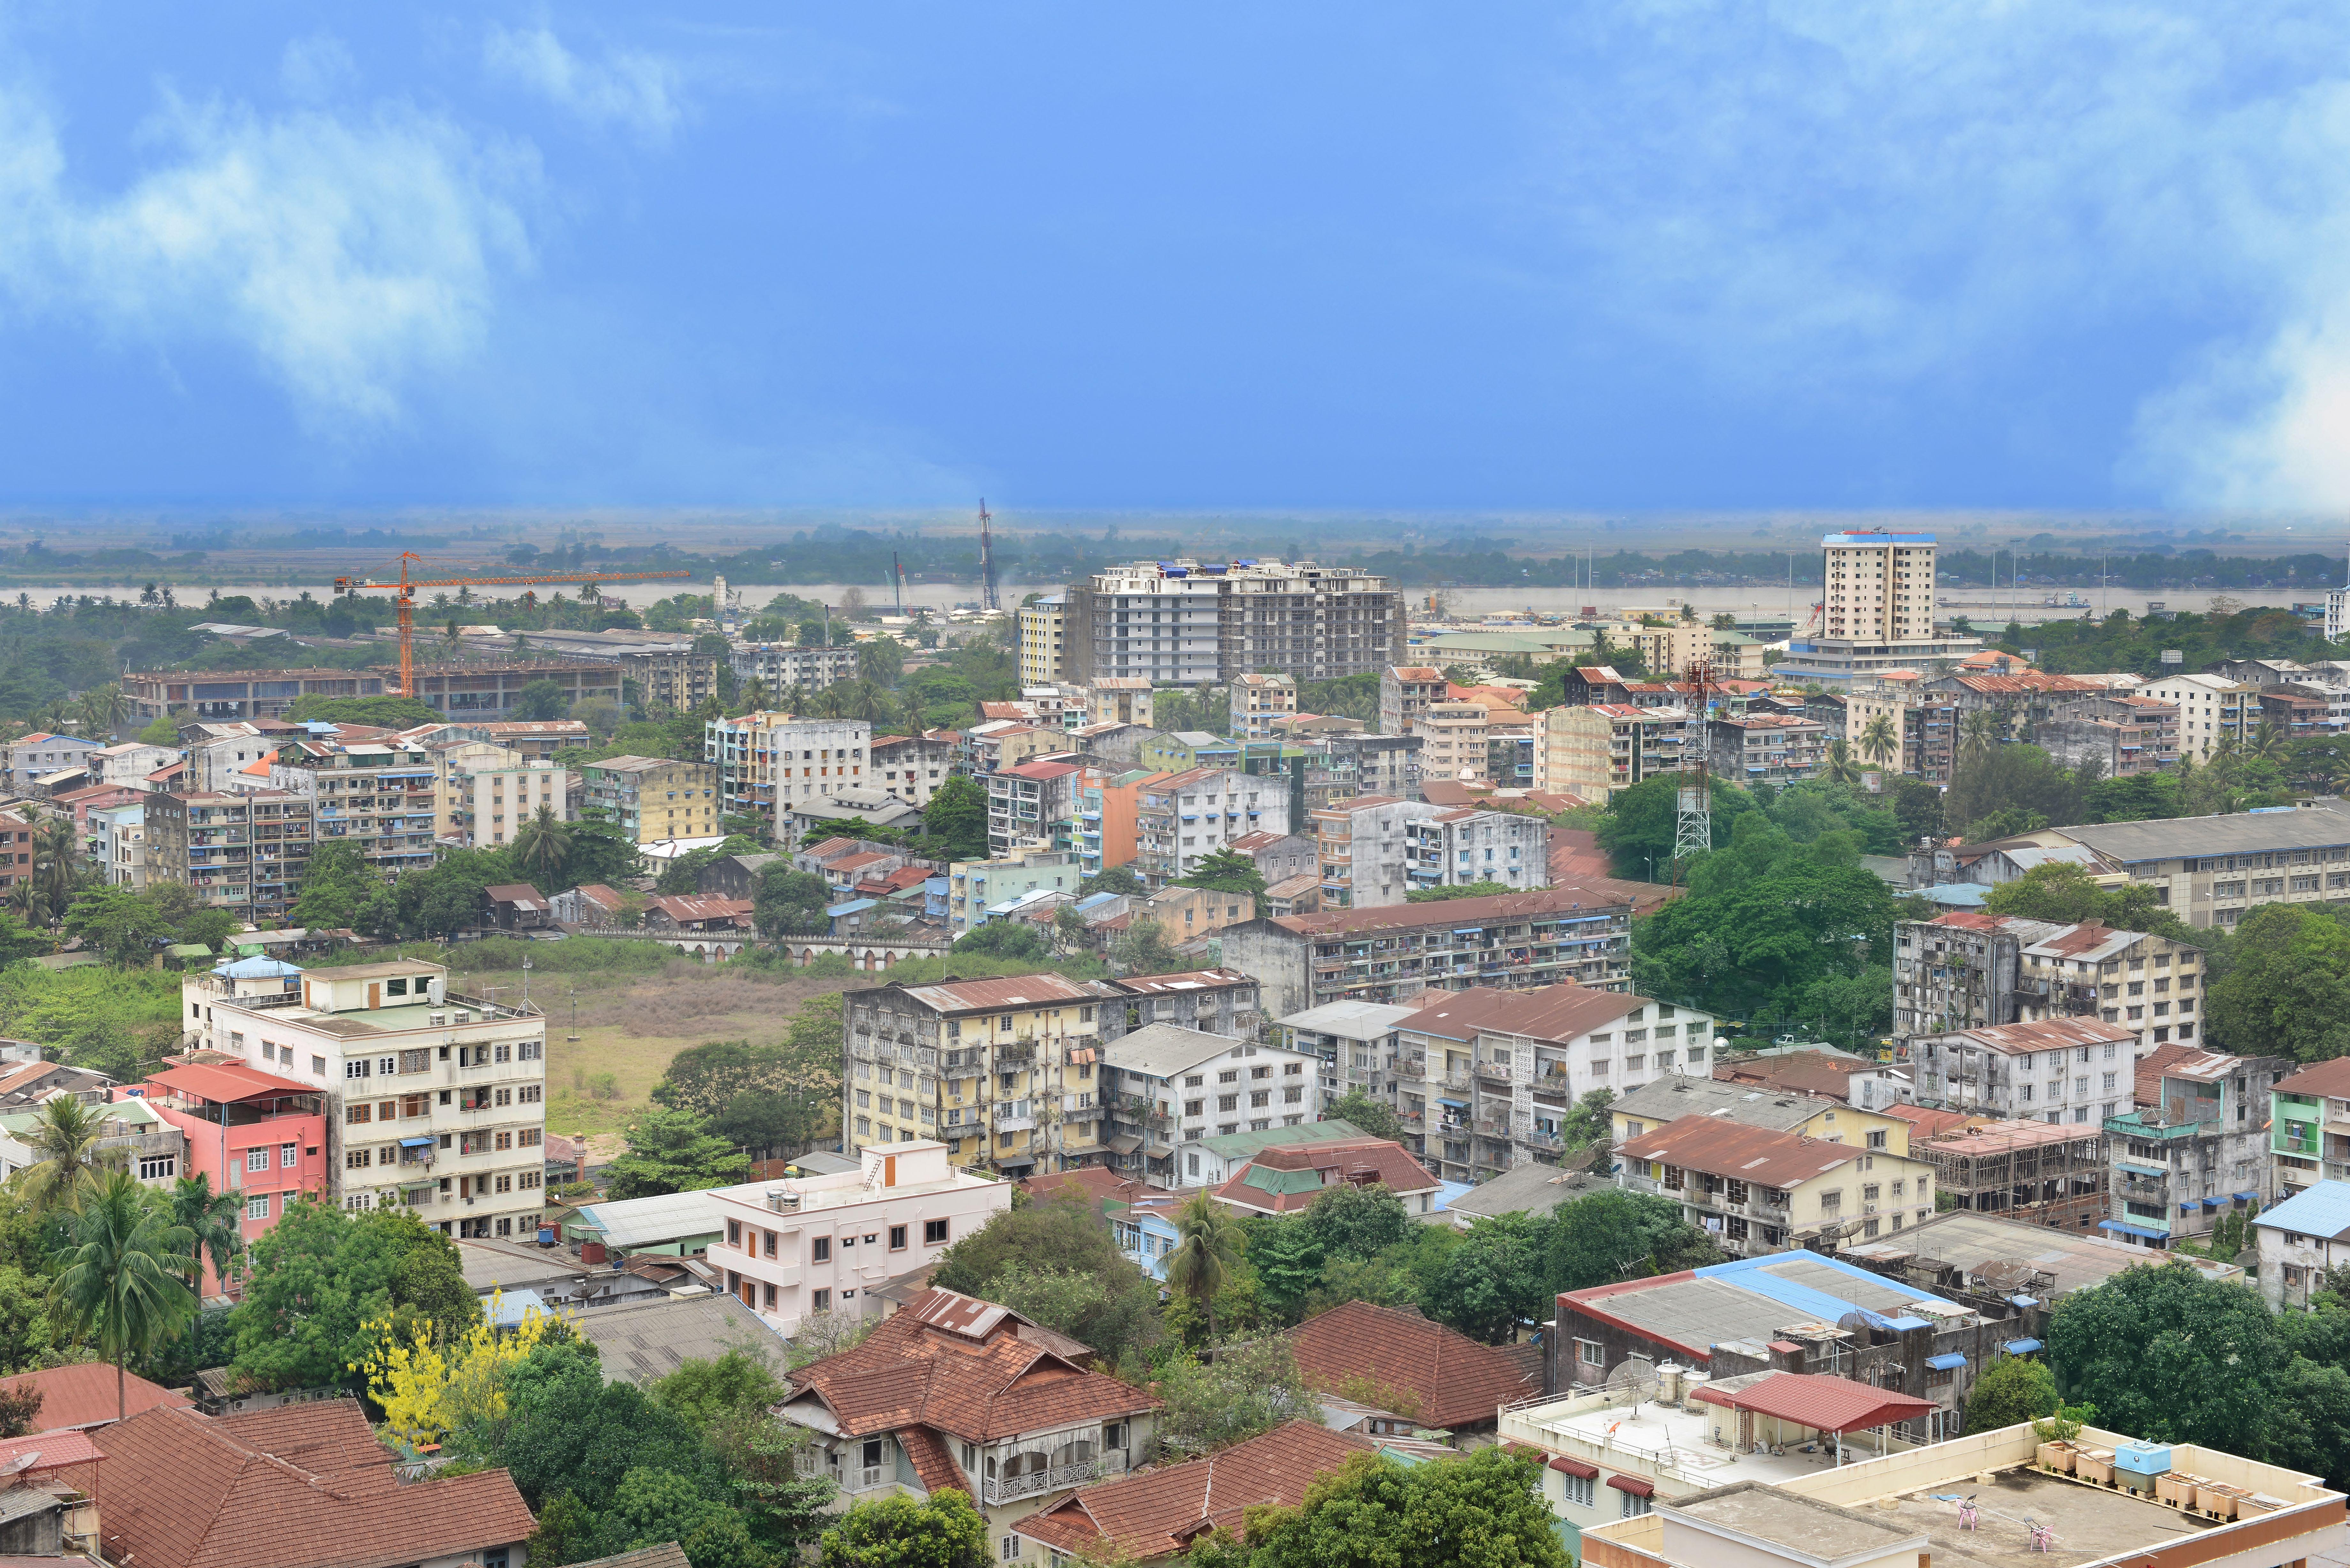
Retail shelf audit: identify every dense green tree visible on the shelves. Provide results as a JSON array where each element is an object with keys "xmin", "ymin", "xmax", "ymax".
[
  {"xmin": 820, "ymin": 1488, "xmax": 988, "ymax": 1568},
  {"xmin": 1210, "ymin": 1447, "xmax": 1567, "ymax": 1568},
  {"xmin": 2045, "ymin": 1260, "xmax": 2281, "ymax": 1456},
  {"xmin": 1595, "ymin": 774, "xmax": 1756, "ymax": 879},
  {"xmin": 59, "ymin": 887, "xmax": 172, "ymax": 967},
  {"xmin": 606, "ymin": 1108, "xmax": 752, "ymax": 1199},
  {"xmin": 225, "ymin": 1202, "xmax": 455, "ymax": 1391},
  {"xmin": 167, "ymin": 1173, "xmax": 243, "ymax": 1291},
  {"xmin": 284, "ymin": 695, "xmax": 444, "ymax": 728},
  {"xmin": 1944, "ymin": 743, "xmax": 2084, "ymax": 841},
  {"xmin": 513, "ymin": 679, "xmax": 568, "ymax": 721},
  {"xmin": 1983, "ymin": 861, "xmax": 2195, "ymax": 942},
  {"xmin": 1556, "ymin": 1088, "xmax": 1615, "ymax": 1149},
  {"xmin": 1299, "ymin": 1184, "xmax": 1410, "ymax": 1262},
  {"xmin": 753, "ymin": 865, "xmax": 832, "ymax": 938},
  {"xmin": 1078, "ymin": 864, "xmax": 1146, "ymax": 897},
  {"xmin": 1246, "ymin": 1219, "xmax": 1327, "ymax": 1323},
  {"xmin": 933, "ymin": 1198, "xmax": 1158, "ymax": 1362},
  {"xmin": 1418, "ymin": 1213, "xmax": 1549, "ymax": 1344},
  {"xmin": 1166, "ymin": 1191, "xmax": 1245, "ymax": 1339},
  {"xmin": 1110, "ymin": 917, "xmax": 1186, "ymax": 977},
  {"xmin": 972, "ymin": 1258, "xmax": 1159, "ymax": 1367},
  {"xmin": 1152, "ymin": 1333, "xmax": 1314, "ymax": 1459},
  {"xmin": 2206, "ymin": 904, "xmax": 2350, "ymax": 1061},
  {"xmin": 1544, "ymin": 1189, "xmax": 1723, "ymax": 1294},
  {"xmin": 389, "ymin": 1242, "xmax": 478, "ymax": 1328},
  {"xmin": 288, "ymin": 841, "xmax": 394, "ymax": 934},
  {"xmin": 1964, "ymin": 1355, "xmax": 2058, "ymax": 1432},
  {"xmin": 606, "ymin": 1467, "xmax": 764, "ymax": 1568},
  {"xmin": 656, "ymin": 1039, "xmax": 790, "ymax": 1118},
  {"xmin": 922, "ymin": 775, "xmax": 988, "ymax": 862},
  {"xmin": 559, "ymin": 820, "xmax": 644, "ymax": 891},
  {"xmin": 511, "ymin": 804, "xmax": 572, "ymax": 886},
  {"xmin": 1179, "ymin": 848, "xmax": 1269, "ymax": 915},
  {"xmin": 136, "ymin": 714, "xmax": 180, "ymax": 747},
  {"xmin": 1323, "ymin": 1090, "xmax": 1403, "ymax": 1143},
  {"xmin": 951, "ymin": 921, "xmax": 1049, "ymax": 961}
]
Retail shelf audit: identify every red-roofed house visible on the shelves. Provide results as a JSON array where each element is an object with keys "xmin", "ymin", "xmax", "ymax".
[
  {"xmin": 1618, "ymin": 1113, "xmax": 1940, "ymax": 1256},
  {"xmin": 1014, "ymin": 1422, "xmax": 1378, "ymax": 1564},
  {"xmin": 89, "ymin": 1398, "xmax": 537, "ymax": 1568},
  {"xmin": 0, "ymin": 1362, "xmax": 193, "ymax": 1431},
  {"xmin": 1289, "ymin": 1300, "xmax": 1539, "ymax": 1432},
  {"xmin": 780, "ymin": 1287, "xmax": 1162, "ymax": 1530},
  {"xmin": 1210, "ymin": 1136, "xmax": 1441, "ymax": 1218}
]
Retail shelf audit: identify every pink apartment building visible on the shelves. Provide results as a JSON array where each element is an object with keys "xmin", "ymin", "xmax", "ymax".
[
  {"xmin": 709, "ymin": 1140, "xmax": 1010, "ymax": 1331},
  {"xmin": 132, "ymin": 1061, "xmax": 328, "ymax": 1296}
]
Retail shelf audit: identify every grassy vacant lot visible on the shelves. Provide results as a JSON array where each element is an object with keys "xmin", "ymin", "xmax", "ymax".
[{"xmin": 331, "ymin": 941, "xmax": 871, "ymax": 1157}]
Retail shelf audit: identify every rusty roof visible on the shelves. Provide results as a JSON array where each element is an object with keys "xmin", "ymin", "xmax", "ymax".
[
  {"xmin": 874, "ymin": 972, "xmax": 1108, "ymax": 1014},
  {"xmin": 1014, "ymin": 1422, "xmax": 1377, "ymax": 1561},
  {"xmin": 1924, "ymin": 1017, "xmax": 2140, "ymax": 1056},
  {"xmin": 1110, "ymin": 968, "xmax": 1253, "ymax": 995},
  {"xmin": 1289, "ymin": 1301, "xmax": 1538, "ymax": 1429},
  {"xmin": 2275, "ymin": 1059, "xmax": 2350, "ymax": 1099},
  {"xmin": 1618, "ymin": 1114, "xmax": 1861, "ymax": 1189},
  {"xmin": 1269, "ymin": 882, "xmax": 1635, "ymax": 939}
]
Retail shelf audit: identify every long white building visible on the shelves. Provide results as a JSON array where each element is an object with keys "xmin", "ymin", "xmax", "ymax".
[{"xmin": 1062, "ymin": 559, "xmax": 1405, "ymax": 687}]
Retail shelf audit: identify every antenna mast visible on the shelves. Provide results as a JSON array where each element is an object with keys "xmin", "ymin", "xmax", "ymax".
[
  {"xmin": 979, "ymin": 500, "xmax": 1000, "ymax": 613},
  {"xmin": 892, "ymin": 551, "xmax": 906, "ymax": 617},
  {"xmin": 1672, "ymin": 657, "xmax": 1714, "ymax": 876}
]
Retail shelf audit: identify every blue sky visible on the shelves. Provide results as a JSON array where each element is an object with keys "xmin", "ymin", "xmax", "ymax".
[{"xmin": 2, "ymin": 3, "xmax": 2347, "ymax": 513}]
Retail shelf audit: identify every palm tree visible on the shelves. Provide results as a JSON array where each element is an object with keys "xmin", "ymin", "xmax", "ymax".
[
  {"xmin": 77, "ymin": 685, "xmax": 128, "ymax": 740},
  {"xmin": 2246, "ymin": 719, "xmax": 2288, "ymax": 764},
  {"xmin": 34, "ymin": 699, "xmax": 72, "ymax": 737},
  {"xmin": 1857, "ymin": 714, "xmax": 1899, "ymax": 768},
  {"xmin": 169, "ymin": 1173, "xmax": 244, "ymax": 1294},
  {"xmin": 740, "ymin": 676, "xmax": 771, "ymax": 714},
  {"xmin": 512, "ymin": 805, "xmax": 572, "ymax": 886},
  {"xmin": 32, "ymin": 817, "xmax": 81, "ymax": 924},
  {"xmin": 49, "ymin": 1168, "xmax": 196, "ymax": 1421},
  {"xmin": 1960, "ymin": 709, "xmax": 2003, "ymax": 758},
  {"xmin": 1165, "ymin": 1190, "xmax": 1241, "ymax": 1340},
  {"xmin": 18, "ymin": 1094, "xmax": 106, "ymax": 1213},
  {"xmin": 1823, "ymin": 740, "xmax": 1862, "ymax": 786}
]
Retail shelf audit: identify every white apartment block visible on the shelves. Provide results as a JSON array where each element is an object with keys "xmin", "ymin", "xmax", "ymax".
[
  {"xmin": 1099, "ymin": 1024, "xmax": 1323, "ymax": 1185},
  {"xmin": 730, "ymin": 643, "xmax": 860, "ymax": 694},
  {"xmin": 90, "ymin": 803, "xmax": 146, "ymax": 890},
  {"xmin": 1065, "ymin": 560, "xmax": 1404, "ymax": 687},
  {"xmin": 1379, "ymin": 666, "xmax": 1448, "ymax": 734},
  {"xmin": 706, "ymin": 1142, "xmax": 1012, "ymax": 1330},
  {"xmin": 1534, "ymin": 703, "xmax": 1691, "ymax": 799},
  {"xmin": 1230, "ymin": 673, "xmax": 1298, "ymax": 740},
  {"xmin": 2139, "ymin": 672, "xmax": 2257, "ymax": 764},
  {"xmin": 1822, "ymin": 530, "xmax": 1937, "ymax": 644},
  {"xmin": 1133, "ymin": 767, "xmax": 1293, "ymax": 887},
  {"xmin": 446, "ymin": 757, "xmax": 568, "ymax": 850},
  {"xmin": 1310, "ymin": 796, "xmax": 1440, "ymax": 909},
  {"xmin": 1402, "ymin": 808, "xmax": 1552, "ymax": 894},
  {"xmin": 705, "ymin": 712, "xmax": 872, "ymax": 828},
  {"xmin": 181, "ymin": 958, "xmax": 550, "ymax": 1240}
]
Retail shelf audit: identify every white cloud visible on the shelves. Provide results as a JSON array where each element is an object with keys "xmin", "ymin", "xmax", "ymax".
[
  {"xmin": 280, "ymin": 34, "xmax": 357, "ymax": 103},
  {"xmin": 1527, "ymin": 1, "xmax": 2350, "ymax": 507},
  {"xmin": 0, "ymin": 85, "xmax": 534, "ymax": 424},
  {"xmin": 483, "ymin": 23, "xmax": 682, "ymax": 143}
]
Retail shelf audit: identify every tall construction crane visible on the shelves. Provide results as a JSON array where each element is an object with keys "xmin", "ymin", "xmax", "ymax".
[
  {"xmin": 1671, "ymin": 657, "xmax": 1716, "ymax": 878},
  {"xmin": 333, "ymin": 552, "xmax": 692, "ymax": 699},
  {"xmin": 978, "ymin": 499, "xmax": 1000, "ymax": 613}
]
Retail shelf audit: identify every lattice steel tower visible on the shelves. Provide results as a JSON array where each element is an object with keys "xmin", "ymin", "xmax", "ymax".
[{"xmin": 1672, "ymin": 658, "xmax": 1714, "ymax": 873}]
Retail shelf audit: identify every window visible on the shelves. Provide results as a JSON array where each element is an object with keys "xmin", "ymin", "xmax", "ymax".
[
  {"xmin": 139, "ymin": 1155, "xmax": 176, "ymax": 1181},
  {"xmin": 813, "ymin": 1237, "xmax": 832, "ymax": 1263},
  {"xmin": 246, "ymin": 1194, "xmax": 271, "ymax": 1222},
  {"xmin": 1001, "ymin": 1536, "xmax": 1023, "ymax": 1562},
  {"xmin": 924, "ymin": 1218, "xmax": 950, "ymax": 1244},
  {"xmin": 246, "ymin": 1147, "xmax": 270, "ymax": 1173},
  {"xmin": 1577, "ymin": 1338, "xmax": 1605, "ymax": 1369},
  {"xmin": 1619, "ymin": 1489, "xmax": 1652, "ymax": 1518},
  {"xmin": 1866, "ymin": 1129, "xmax": 1886, "ymax": 1150},
  {"xmin": 345, "ymin": 1103, "xmax": 372, "ymax": 1126},
  {"xmin": 812, "ymin": 1288, "xmax": 831, "ymax": 1311},
  {"xmin": 890, "ymin": 1224, "xmax": 908, "ymax": 1251},
  {"xmin": 344, "ymin": 1059, "xmax": 371, "ymax": 1080}
]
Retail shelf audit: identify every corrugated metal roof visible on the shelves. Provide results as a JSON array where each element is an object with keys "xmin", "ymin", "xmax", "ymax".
[
  {"xmin": 2060, "ymin": 805, "xmax": 2350, "ymax": 863},
  {"xmin": 883, "ymin": 973, "xmax": 1106, "ymax": 1014},
  {"xmin": 2254, "ymin": 1181, "xmax": 2350, "ymax": 1244},
  {"xmin": 1690, "ymin": 1370, "xmax": 1934, "ymax": 1433}
]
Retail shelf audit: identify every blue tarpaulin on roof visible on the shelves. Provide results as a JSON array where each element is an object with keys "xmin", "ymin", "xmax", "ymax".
[
  {"xmin": 2100, "ymin": 1220, "xmax": 2167, "ymax": 1240},
  {"xmin": 399, "ymin": 1136, "xmax": 434, "ymax": 1148},
  {"xmin": 2005, "ymin": 1339, "xmax": 2043, "ymax": 1354},
  {"xmin": 1926, "ymin": 1353, "xmax": 1967, "ymax": 1370}
]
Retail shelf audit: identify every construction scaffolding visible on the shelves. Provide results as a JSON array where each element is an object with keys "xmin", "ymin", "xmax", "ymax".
[{"xmin": 1919, "ymin": 1121, "xmax": 2107, "ymax": 1232}]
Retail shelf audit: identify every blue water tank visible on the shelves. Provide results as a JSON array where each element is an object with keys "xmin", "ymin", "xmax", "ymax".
[{"xmin": 2114, "ymin": 1440, "xmax": 2172, "ymax": 1478}]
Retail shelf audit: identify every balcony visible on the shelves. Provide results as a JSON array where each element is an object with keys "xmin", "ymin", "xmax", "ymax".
[{"xmin": 981, "ymin": 1455, "xmax": 1129, "ymax": 1508}]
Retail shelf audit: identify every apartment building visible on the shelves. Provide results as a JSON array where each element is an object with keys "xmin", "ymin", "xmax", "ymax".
[
  {"xmin": 1378, "ymin": 666, "xmax": 1448, "ymax": 734},
  {"xmin": 707, "ymin": 1142, "xmax": 1012, "ymax": 1330},
  {"xmin": 1076, "ymin": 765, "xmax": 1165, "ymax": 877},
  {"xmin": 945, "ymin": 849, "xmax": 1082, "ymax": 936},
  {"xmin": 704, "ymin": 712, "xmax": 871, "ymax": 828},
  {"xmin": 1133, "ymin": 766, "xmax": 1292, "ymax": 887},
  {"xmin": 1084, "ymin": 676, "xmax": 1155, "ymax": 727},
  {"xmin": 581, "ymin": 754, "xmax": 721, "ymax": 843},
  {"xmin": 520, "ymin": 629, "xmax": 718, "ymax": 712},
  {"xmin": 1063, "ymin": 558, "xmax": 1405, "ymax": 686},
  {"xmin": 4, "ymin": 731, "xmax": 100, "ymax": 789},
  {"xmin": 85, "ymin": 741, "xmax": 179, "ymax": 790},
  {"xmin": 1619, "ymin": 619, "xmax": 1769, "ymax": 682},
  {"xmin": 1619, "ymin": 1116, "xmax": 1936, "ymax": 1256},
  {"xmin": 1225, "ymin": 883, "xmax": 1637, "ymax": 1020},
  {"xmin": 1309, "ymin": 795, "xmax": 1437, "ymax": 909},
  {"xmin": 478, "ymin": 719, "xmax": 589, "ymax": 760},
  {"xmin": 445, "ymin": 756, "xmax": 568, "ymax": 850},
  {"xmin": 2038, "ymin": 693, "xmax": 2180, "ymax": 778},
  {"xmin": 90, "ymin": 802, "xmax": 146, "ymax": 889},
  {"xmin": 1892, "ymin": 912, "xmax": 2206, "ymax": 1050},
  {"xmin": 987, "ymin": 758, "xmax": 1084, "ymax": 858},
  {"xmin": 1840, "ymin": 686, "xmax": 1958, "ymax": 780},
  {"xmin": 871, "ymin": 733, "xmax": 953, "ymax": 808},
  {"xmin": 1098, "ymin": 1023, "xmax": 1322, "ymax": 1186},
  {"xmin": 1416, "ymin": 700, "xmax": 1500, "ymax": 785},
  {"xmin": 842, "ymin": 973, "xmax": 1112, "ymax": 1176},
  {"xmin": 1705, "ymin": 713, "xmax": 1828, "ymax": 784},
  {"xmin": 730, "ymin": 641, "xmax": 860, "ymax": 694},
  {"xmin": 2014, "ymin": 806, "xmax": 2350, "ymax": 928},
  {"xmin": 181, "ymin": 957, "xmax": 549, "ymax": 1240},
  {"xmin": 147, "ymin": 790, "xmax": 316, "ymax": 925},
  {"xmin": 1611, "ymin": 1075, "xmax": 1912, "ymax": 1155},
  {"xmin": 1229, "ymin": 672, "xmax": 1298, "ymax": 739},
  {"xmin": 1400, "ymin": 808, "xmax": 1551, "ymax": 896},
  {"xmin": 2256, "ymin": 1180, "xmax": 2350, "ymax": 1310},
  {"xmin": 1911, "ymin": 1016, "xmax": 2142, "ymax": 1121},
  {"xmin": 406, "ymin": 660, "xmax": 622, "ymax": 720},
  {"xmin": 267, "ymin": 736, "xmax": 440, "ymax": 877},
  {"xmin": 1402, "ymin": 984, "xmax": 1717, "ymax": 1182},
  {"xmin": 2104, "ymin": 1047, "xmax": 2293, "ymax": 1250},
  {"xmin": 2272, "ymin": 1058, "xmax": 2350, "ymax": 1202},
  {"xmin": 1275, "ymin": 999, "xmax": 1418, "ymax": 1119},
  {"xmin": 1918, "ymin": 1118, "xmax": 2107, "ymax": 1231},
  {"xmin": 1017, "ymin": 593, "xmax": 1068, "ymax": 684},
  {"xmin": 1533, "ymin": 703, "xmax": 1690, "ymax": 799},
  {"xmin": 123, "ymin": 669, "xmax": 394, "ymax": 723},
  {"xmin": 1772, "ymin": 529, "xmax": 1980, "ymax": 684}
]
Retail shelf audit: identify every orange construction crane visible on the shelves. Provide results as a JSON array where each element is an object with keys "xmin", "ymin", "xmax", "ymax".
[{"xmin": 333, "ymin": 552, "xmax": 693, "ymax": 699}]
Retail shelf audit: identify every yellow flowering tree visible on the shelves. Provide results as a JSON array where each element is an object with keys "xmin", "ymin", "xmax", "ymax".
[{"xmin": 351, "ymin": 1290, "xmax": 564, "ymax": 1448}]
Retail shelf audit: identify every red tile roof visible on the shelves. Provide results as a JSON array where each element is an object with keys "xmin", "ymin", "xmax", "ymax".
[
  {"xmin": 1397, "ymin": 982, "xmax": 1642, "ymax": 1046},
  {"xmin": 785, "ymin": 1289, "xmax": 1158, "ymax": 1443},
  {"xmin": 1212, "ymin": 1138, "xmax": 1440, "ymax": 1214},
  {"xmin": 144, "ymin": 1060, "xmax": 314, "ymax": 1107},
  {"xmin": 2274, "ymin": 1059, "xmax": 2350, "ymax": 1099},
  {"xmin": 1689, "ymin": 1370, "xmax": 1934, "ymax": 1434},
  {"xmin": 0, "ymin": 1363, "xmax": 192, "ymax": 1431},
  {"xmin": 1288, "ymin": 1301, "xmax": 1537, "ymax": 1429},
  {"xmin": 1013, "ymin": 1422, "xmax": 1376, "ymax": 1560},
  {"xmin": 89, "ymin": 1399, "xmax": 536, "ymax": 1568},
  {"xmin": 1617, "ymin": 1115, "xmax": 1862, "ymax": 1189},
  {"xmin": 1712, "ymin": 1051, "xmax": 1880, "ymax": 1100}
]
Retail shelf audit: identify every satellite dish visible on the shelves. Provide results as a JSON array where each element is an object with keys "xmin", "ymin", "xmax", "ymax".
[
  {"xmin": 1604, "ymin": 1356, "xmax": 1662, "ymax": 1413},
  {"xmin": 1836, "ymin": 1310, "xmax": 1878, "ymax": 1344},
  {"xmin": 0, "ymin": 1452, "xmax": 38, "ymax": 1477}
]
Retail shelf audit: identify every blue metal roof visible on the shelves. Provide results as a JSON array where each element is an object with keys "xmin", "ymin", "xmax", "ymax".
[
  {"xmin": 2117, "ymin": 1160, "xmax": 2168, "ymax": 1177},
  {"xmin": 213, "ymin": 956, "xmax": 304, "ymax": 979},
  {"xmin": 2005, "ymin": 1338, "xmax": 2043, "ymax": 1354},
  {"xmin": 1926, "ymin": 1353, "xmax": 1968, "ymax": 1370},
  {"xmin": 1693, "ymin": 1251, "xmax": 1964, "ymax": 1324},
  {"xmin": 825, "ymin": 899, "xmax": 879, "ymax": 917},
  {"xmin": 2252, "ymin": 1180, "xmax": 2350, "ymax": 1240},
  {"xmin": 1883, "ymin": 1315, "xmax": 1932, "ymax": 1332},
  {"xmin": 2098, "ymin": 1219, "xmax": 2167, "ymax": 1240}
]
